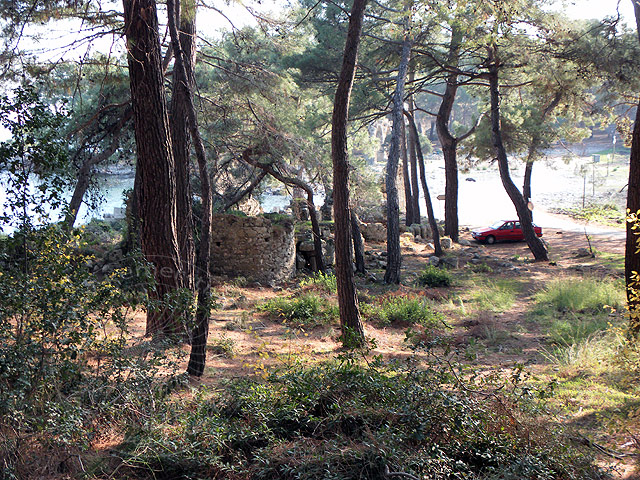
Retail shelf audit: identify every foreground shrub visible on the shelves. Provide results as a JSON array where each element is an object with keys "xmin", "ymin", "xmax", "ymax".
[
  {"xmin": 0, "ymin": 226, "xmax": 183, "ymax": 479},
  {"xmin": 117, "ymin": 359, "xmax": 605, "ymax": 480},
  {"xmin": 299, "ymin": 272, "xmax": 337, "ymax": 293},
  {"xmin": 361, "ymin": 295, "xmax": 446, "ymax": 328},
  {"xmin": 257, "ymin": 293, "xmax": 338, "ymax": 327},
  {"xmin": 417, "ymin": 264, "xmax": 452, "ymax": 287}
]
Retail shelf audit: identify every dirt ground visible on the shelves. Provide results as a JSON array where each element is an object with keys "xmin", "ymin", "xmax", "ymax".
[{"xmin": 124, "ymin": 224, "xmax": 638, "ymax": 478}]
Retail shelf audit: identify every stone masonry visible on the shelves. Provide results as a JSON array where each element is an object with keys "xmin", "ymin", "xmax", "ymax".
[{"xmin": 210, "ymin": 214, "xmax": 296, "ymax": 284}]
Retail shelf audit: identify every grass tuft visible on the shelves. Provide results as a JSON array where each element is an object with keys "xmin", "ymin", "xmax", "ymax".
[
  {"xmin": 533, "ymin": 277, "xmax": 624, "ymax": 314},
  {"xmin": 469, "ymin": 278, "xmax": 521, "ymax": 312},
  {"xmin": 361, "ymin": 295, "xmax": 446, "ymax": 328}
]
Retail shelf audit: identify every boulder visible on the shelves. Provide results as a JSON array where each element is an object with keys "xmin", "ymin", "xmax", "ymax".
[
  {"xmin": 409, "ymin": 223, "xmax": 422, "ymax": 237},
  {"xmin": 322, "ymin": 239, "xmax": 335, "ymax": 266},
  {"xmin": 576, "ymin": 247, "xmax": 593, "ymax": 258},
  {"xmin": 440, "ymin": 237, "xmax": 453, "ymax": 249},
  {"xmin": 106, "ymin": 248, "xmax": 124, "ymax": 263},
  {"xmin": 360, "ymin": 222, "xmax": 387, "ymax": 243},
  {"xmin": 429, "ymin": 256, "xmax": 440, "ymax": 267},
  {"xmin": 237, "ymin": 196, "xmax": 263, "ymax": 216},
  {"xmin": 298, "ymin": 240, "xmax": 315, "ymax": 252},
  {"xmin": 441, "ymin": 256, "xmax": 459, "ymax": 269}
]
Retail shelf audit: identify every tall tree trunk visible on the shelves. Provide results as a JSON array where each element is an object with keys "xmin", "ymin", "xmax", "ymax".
[
  {"xmin": 384, "ymin": 29, "xmax": 412, "ymax": 285},
  {"xmin": 407, "ymin": 70, "xmax": 421, "ymax": 224},
  {"xmin": 167, "ymin": 0, "xmax": 213, "ymax": 376},
  {"xmin": 488, "ymin": 47, "xmax": 548, "ymax": 262},
  {"xmin": 626, "ymin": 101, "xmax": 640, "ymax": 337},
  {"xmin": 123, "ymin": 0, "xmax": 185, "ymax": 337},
  {"xmin": 124, "ymin": 163, "xmax": 142, "ymax": 254},
  {"xmin": 522, "ymin": 92, "xmax": 562, "ymax": 224},
  {"xmin": 330, "ymin": 0, "xmax": 367, "ymax": 346},
  {"xmin": 408, "ymin": 112, "xmax": 442, "ymax": 257},
  {"xmin": 401, "ymin": 119, "xmax": 414, "ymax": 226},
  {"xmin": 436, "ymin": 83, "xmax": 459, "ymax": 242},
  {"xmin": 626, "ymin": 0, "xmax": 640, "ymax": 337},
  {"xmin": 351, "ymin": 210, "xmax": 366, "ymax": 274},
  {"xmin": 436, "ymin": 25, "xmax": 462, "ymax": 243},
  {"xmin": 170, "ymin": 0, "xmax": 196, "ymax": 292}
]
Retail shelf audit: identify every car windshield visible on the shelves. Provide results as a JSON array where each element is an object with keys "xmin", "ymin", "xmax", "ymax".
[{"xmin": 490, "ymin": 221, "xmax": 505, "ymax": 229}]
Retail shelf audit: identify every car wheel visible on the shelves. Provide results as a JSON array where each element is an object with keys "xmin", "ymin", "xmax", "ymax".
[{"xmin": 486, "ymin": 235, "xmax": 496, "ymax": 245}]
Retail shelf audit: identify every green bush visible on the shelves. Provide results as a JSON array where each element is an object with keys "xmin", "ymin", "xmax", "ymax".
[
  {"xmin": 362, "ymin": 296, "xmax": 445, "ymax": 328},
  {"xmin": 417, "ymin": 264, "xmax": 452, "ymax": 287},
  {"xmin": 208, "ymin": 335, "xmax": 236, "ymax": 358},
  {"xmin": 299, "ymin": 272, "xmax": 337, "ymax": 293},
  {"xmin": 0, "ymin": 225, "xmax": 186, "ymax": 477},
  {"xmin": 116, "ymin": 360, "xmax": 604, "ymax": 480},
  {"xmin": 258, "ymin": 293, "xmax": 337, "ymax": 327}
]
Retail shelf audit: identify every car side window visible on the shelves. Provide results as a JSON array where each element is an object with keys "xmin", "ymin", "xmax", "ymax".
[
  {"xmin": 514, "ymin": 222, "xmax": 520, "ymax": 229},
  {"xmin": 501, "ymin": 222, "xmax": 511, "ymax": 230}
]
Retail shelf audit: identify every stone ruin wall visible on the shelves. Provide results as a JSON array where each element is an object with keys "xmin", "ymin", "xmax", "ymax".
[{"xmin": 210, "ymin": 214, "xmax": 296, "ymax": 285}]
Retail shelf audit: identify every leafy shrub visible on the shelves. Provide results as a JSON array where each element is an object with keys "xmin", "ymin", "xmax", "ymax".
[
  {"xmin": 299, "ymin": 272, "xmax": 337, "ymax": 293},
  {"xmin": 258, "ymin": 294, "xmax": 337, "ymax": 327},
  {"xmin": 78, "ymin": 218, "xmax": 127, "ymax": 247},
  {"xmin": 362, "ymin": 295, "xmax": 445, "ymax": 328},
  {"xmin": 0, "ymin": 225, "xmax": 184, "ymax": 477},
  {"xmin": 116, "ymin": 360, "xmax": 604, "ymax": 480},
  {"xmin": 208, "ymin": 335, "xmax": 236, "ymax": 358},
  {"xmin": 417, "ymin": 264, "xmax": 452, "ymax": 287}
]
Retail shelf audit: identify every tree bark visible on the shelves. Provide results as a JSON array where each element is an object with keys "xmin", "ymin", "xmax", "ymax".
[
  {"xmin": 167, "ymin": 0, "xmax": 213, "ymax": 375},
  {"xmin": 626, "ymin": 0, "xmax": 640, "ymax": 337},
  {"xmin": 170, "ymin": 0, "xmax": 196, "ymax": 292},
  {"xmin": 626, "ymin": 98, "xmax": 640, "ymax": 337},
  {"xmin": 407, "ymin": 112, "xmax": 442, "ymax": 257},
  {"xmin": 436, "ymin": 25, "xmax": 462, "ymax": 243},
  {"xmin": 407, "ymin": 70, "xmax": 420, "ymax": 224},
  {"xmin": 330, "ymin": 0, "xmax": 367, "ymax": 346},
  {"xmin": 488, "ymin": 47, "xmax": 548, "ymax": 262},
  {"xmin": 351, "ymin": 210, "xmax": 366, "ymax": 274},
  {"xmin": 409, "ymin": 138, "xmax": 421, "ymax": 224},
  {"xmin": 401, "ymin": 119, "xmax": 414, "ymax": 226},
  {"xmin": 522, "ymin": 92, "xmax": 562, "ymax": 224},
  {"xmin": 123, "ymin": 0, "xmax": 185, "ymax": 337},
  {"xmin": 384, "ymin": 30, "xmax": 412, "ymax": 284}
]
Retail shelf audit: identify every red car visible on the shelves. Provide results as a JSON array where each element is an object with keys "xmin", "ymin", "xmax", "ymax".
[{"xmin": 471, "ymin": 220, "xmax": 542, "ymax": 244}]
